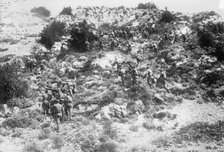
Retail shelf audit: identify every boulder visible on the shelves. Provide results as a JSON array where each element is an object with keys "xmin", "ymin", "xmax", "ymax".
[
  {"xmin": 72, "ymin": 61, "xmax": 85, "ymax": 69},
  {"xmin": 109, "ymin": 104, "xmax": 128, "ymax": 118},
  {"xmin": 153, "ymin": 94, "xmax": 164, "ymax": 105},
  {"xmin": 114, "ymin": 98, "xmax": 125, "ymax": 105},
  {"xmin": 102, "ymin": 70, "xmax": 111, "ymax": 79},
  {"xmin": 127, "ymin": 100, "xmax": 144, "ymax": 114}
]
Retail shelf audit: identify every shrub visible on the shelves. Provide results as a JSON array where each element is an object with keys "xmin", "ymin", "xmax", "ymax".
[
  {"xmin": 40, "ymin": 122, "xmax": 51, "ymax": 129},
  {"xmin": 192, "ymin": 11, "xmax": 219, "ymax": 23},
  {"xmin": 69, "ymin": 20, "xmax": 98, "ymax": 52},
  {"xmin": 198, "ymin": 31, "xmax": 215, "ymax": 48},
  {"xmin": 31, "ymin": 7, "xmax": 50, "ymax": 17},
  {"xmin": 39, "ymin": 21, "xmax": 66, "ymax": 49},
  {"xmin": 95, "ymin": 142, "xmax": 117, "ymax": 152},
  {"xmin": 80, "ymin": 135, "xmax": 98, "ymax": 152},
  {"xmin": 52, "ymin": 135, "xmax": 64, "ymax": 149},
  {"xmin": 129, "ymin": 124, "xmax": 139, "ymax": 132},
  {"xmin": 8, "ymin": 98, "xmax": 34, "ymax": 109},
  {"xmin": 2, "ymin": 114, "xmax": 33, "ymax": 128},
  {"xmin": 206, "ymin": 22, "xmax": 224, "ymax": 35},
  {"xmin": 214, "ymin": 41, "xmax": 224, "ymax": 61},
  {"xmin": 38, "ymin": 128, "xmax": 51, "ymax": 140},
  {"xmin": 60, "ymin": 7, "xmax": 72, "ymax": 15},
  {"xmin": 103, "ymin": 121, "xmax": 117, "ymax": 139},
  {"xmin": 23, "ymin": 142, "xmax": 43, "ymax": 152},
  {"xmin": 160, "ymin": 10, "xmax": 175, "ymax": 23},
  {"xmin": 0, "ymin": 63, "xmax": 28, "ymax": 104},
  {"xmin": 137, "ymin": 2, "xmax": 157, "ymax": 9},
  {"xmin": 175, "ymin": 121, "xmax": 224, "ymax": 142}
]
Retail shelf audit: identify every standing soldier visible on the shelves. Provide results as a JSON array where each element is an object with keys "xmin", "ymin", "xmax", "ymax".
[
  {"xmin": 51, "ymin": 100, "xmax": 64, "ymax": 132},
  {"xmin": 64, "ymin": 95, "xmax": 73, "ymax": 121},
  {"xmin": 112, "ymin": 58, "xmax": 121, "ymax": 75},
  {"xmin": 130, "ymin": 66, "xmax": 138, "ymax": 87},
  {"xmin": 173, "ymin": 31, "xmax": 178, "ymax": 44},
  {"xmin": 40, "ymin": 94, "xmax": 50, "ymax": 118},
  {"xmin": 181, "ymin": 34, "xmax": 187, "ymax": 43},
  {"xmin": 157, "ymin": 71, "xmax": 169, "ymax": 92},
  {"xmin": 144, "ymin": 67, "xmax": 156, "ymax": 88}
]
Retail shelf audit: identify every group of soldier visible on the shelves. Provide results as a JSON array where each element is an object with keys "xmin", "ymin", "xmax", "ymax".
[
  {"xmin": 113, "ymin": 59, "xmax": 169, "ymax": 91},
  {"xmin": 38, "ymin": 79, "xmax": 76, "ymax": 132}
]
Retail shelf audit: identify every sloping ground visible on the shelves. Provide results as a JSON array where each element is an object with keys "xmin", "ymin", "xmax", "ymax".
[{"xmin": 1, "ymin": 0, "xmax": 224, "ymax": 152}]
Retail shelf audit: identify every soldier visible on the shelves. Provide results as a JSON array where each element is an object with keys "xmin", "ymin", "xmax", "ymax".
[
  {"xmin": 144, "ymin": 67, "xmax": 156, "ymax": 88},
  {"xmin": 51, "ymin": 100, "xmax": 64, "ymax": 132},
  {"xmin": 157, "ymin": 71, "xmax": 169, "ymax": 92},
  {"xmin": 68, "ymin": 81, "xmax": 77, "ymax": 96},
  {"xmin": 41, "ymin": 94, "xmax": 50, "ymax": 117},
  {"xmin": 112, "ymin": 58, "xmax": 121, "ymax": 75},
  {"xmin": 110, "ymin": 41, "xmax": 115, "ymax": 51},
  {"xmin": 152, "ymin": 23, "xmax": 156, "ymax": 33},
  {"xmin": 181, "ymin": 34, "xmax": 187, "ymax": 43},
  {"xmin": 173, "ymin": 31, "xmax": 178, "ymax": 44},
  {"xmin": 39, "ymin": 59, "xmax": 47, "ymax": 72},
  {"xmin": 129, "ymin": 66, "xmax": 138, "ymax": 87},
  {"xmin": 63, "ymin": 95, "xmax": 73, "ymax": 121}
]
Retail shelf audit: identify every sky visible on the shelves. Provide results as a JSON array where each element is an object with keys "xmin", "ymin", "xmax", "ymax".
[{"xmin": 10, "ymin": 0, "xmax": 224, "ymax": 16}]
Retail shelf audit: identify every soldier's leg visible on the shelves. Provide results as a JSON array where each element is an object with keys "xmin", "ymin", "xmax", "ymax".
[
  {"xmin": 68, "ymin": 108, "xmax": 72, "ymax": 120},
  {"xmin": 121, "ymin": 74, "xmax": 125, "ymax": 86},
  {"xmin": 54, "ymin": 116, "xmax": 59, "ymax": 132},
  {"xmin": 147, "ymin": 77, "xmax": 152, "ymax": 88}
]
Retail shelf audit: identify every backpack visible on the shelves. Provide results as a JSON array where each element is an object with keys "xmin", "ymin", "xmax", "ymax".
[{"xmin": 52, "ymin": 104, "xmax": 62, "ymax": 114}]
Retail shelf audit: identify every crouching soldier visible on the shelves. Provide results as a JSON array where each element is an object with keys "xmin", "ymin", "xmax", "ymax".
[{"xmin": 51, "ymin": 100, "xmax": 64, "ymax": 132}]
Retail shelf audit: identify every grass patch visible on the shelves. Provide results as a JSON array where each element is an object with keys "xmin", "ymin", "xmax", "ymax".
[
  {"xmin": 95, "ymin": 142, "xmax": 117, "ymax": 152},
  {"xmin": 23, "ymin": 142, "xmax": 43, "ymax": 152},
  {"xmin": 174, "ymin": 121, "xmax": 224, "ymax": 143},
  {"xmin": 52, "ymin": 135, "xmax": 64, "ymax": 149},
  {"xmin": 103, "ymin": 120, "xmax": 118, "ymax": 140}
]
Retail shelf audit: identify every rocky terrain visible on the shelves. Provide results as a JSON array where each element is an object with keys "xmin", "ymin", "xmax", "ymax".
[{"xmin": 1, "ymin": 0, "xmax": 224, "ymax": 152}]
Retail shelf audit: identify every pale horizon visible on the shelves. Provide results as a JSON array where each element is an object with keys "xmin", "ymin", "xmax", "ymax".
[{"xmin": 6, "ymin": 0, "xmax": 224, "ymax": 17}]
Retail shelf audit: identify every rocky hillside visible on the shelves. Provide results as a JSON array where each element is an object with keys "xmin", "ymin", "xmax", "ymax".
[{"xmin": 1, "ymin": 1, "xmax": 224, "ymax": 152}]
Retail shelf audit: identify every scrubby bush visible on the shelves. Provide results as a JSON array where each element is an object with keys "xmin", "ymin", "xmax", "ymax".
[
  {"xmin": 23, "ymin": 142, "xmax": 43, "ymax": 152},
  {"xmin": 7, "ymin": 98, "xmax": 34, "ymax": 109},
  {"xmin": 69, "ymin": 20, "xmax": 98, "ymax": 52},
  {"xmin": 52, "ymin": 135, "xmax": 64, "ymax": 149},
  {"xmin": 95, "ymin": 142, "xmax": 117, "ymax": 152},
  {"xmin": 198, "ymin": 31, "xmax": 215, "ymax": 48},
  {"xmin": 103, "ymin": 121, "xmax": 117, "ymax": 139},
  {"xmin": 160, "ymin": 10, "xmax": 175, "ymax": 23},
  {"xmin": 0, "ymin": 63, "xmax": 28, "ymax": 104},
  {"xmin": 175, "ymin": 121, "xmax": 224, "ymax": 142},
  {"xmin": 39, "ymin": 21, "xmax": 66, "ymax": 49},
  {"xmin": 192, "ymin": 11, "xmax": 219, "ymax": 23},
  {"xmin": 137, "ymin": 2, "xmax": 157, "ymax": 9},
  {"xmin": 59, "ymin": 7, "xmax": 72, "ymax": 15},
  {"xmin": 31, "ymin": 7, "xmax": 50, "ymax": 17},
  {"xmin": 206, "ymin": 22, "xmax": 224, "ymax": 35},
  {"xmin": 80, "ymin": 135, "xmax": 98, "ymax": 152},
  {"xmin": 214, "ymin": 41, "xmax": 224, "ymax": 61},
  {"xmin": 38, "ymin": 128, "xmax": 51, "ymax": 140},
  {"xmin": 2, "ymin": 114, "xmax": 33, "ymax": 128}
]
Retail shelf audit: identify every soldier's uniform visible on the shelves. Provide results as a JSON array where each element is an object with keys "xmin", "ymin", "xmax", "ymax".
[
  {"xmin": 51, "ymin": 100, "xmax": 64, "ymax": 132},
  {"xmin": 64, "ymin": 95, "xmax": 73, "ymax": 121},
  {"xmin": 145, "ymin": 68, "xmax": 156, "ymax": 88},
  {"xmin": 41, "ymin": 95, "xmax": 50, "ymax": 117}
]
